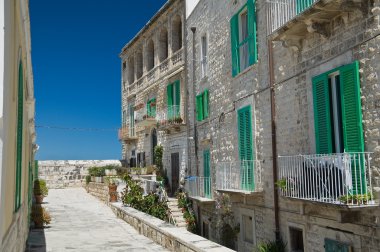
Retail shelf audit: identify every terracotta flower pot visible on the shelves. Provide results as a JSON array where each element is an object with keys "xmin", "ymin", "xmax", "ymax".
[{"xmin": 35, "ymin": 194, "xmax": 44, "ymax": 204}]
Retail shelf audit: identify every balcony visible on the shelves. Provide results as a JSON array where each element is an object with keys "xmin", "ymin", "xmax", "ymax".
[
  {"xmin": 125, "ymin": 48, "xmax": 184, "ymax": 98},
  {"xmin": 184, "ymin": 177, "xmax": 213, "ymax": 202},
  {"xmin": 156, "ymin": 105, "xmax": 185, "ymax": 132},
  {"xmin": 266, "ymin": 0, "xmax": 365, "ymax": 40},
  {"xmin": 216, "ymin": 160, "xmax": 262, "ymax": 194},
  {"xmin": 135, "ymin": 107, "xmax": 157, "ymax": 129},
  {"xmin": 278, "ymin": 153, "xmax": 377, "ymax": 207},
  {"xmin": 118, "ymin": 126, "xmax": 138, "ymax": 143}
]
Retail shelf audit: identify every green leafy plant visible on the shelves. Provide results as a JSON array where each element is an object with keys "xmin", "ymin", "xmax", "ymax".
[
  {"xmin": 275, "ymin": 178, "xmax": 287, "ymax": 191},
  {"xmin": 177, "ymin": 192, "xmax": 197, "ymax": 233},
  {"xmin": 31, "ymin": 204, "xmax": 51, "ymax": 228},
  {"xmin": 85, "ymin": 175, "xmax": 91, "ymax": 185},
  {"xmin": 339, "ymin": 193, "xmax": 373, "ymax": 204},
  {"xmin": 256, "ymin": 238, "xmax": 286, "ymax": 252},
  {"xmin": 33, "ymin": 179, "xmax": 48, "ymax": 196}
]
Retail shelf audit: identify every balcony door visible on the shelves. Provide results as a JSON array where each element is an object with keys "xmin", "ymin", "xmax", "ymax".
[
  {"xmin": 238, "ymin": 105, "xmax": 254, "ymax": 191},
  {"xmin": 171, "ymin": 152, "xmax": 179, "ymax": 196},
  {"xmin": 151, "ymin": 128, "xmax": 157, "ymax": 165},
  {"xmin": 203, "ymin": 150, "xmax": 211, "ymax": 198}
]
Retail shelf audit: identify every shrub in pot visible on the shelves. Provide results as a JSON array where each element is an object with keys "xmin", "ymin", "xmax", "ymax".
[
  {"xmin": 31, "ymin": 204, "xmax": 51, "ymax": 228},
  {"xmin": 34, "ymin": 179, "xmax": 48, "ymax": 204},
  {"xmin": 94, "ymin": 167, "xmax": 105, "ymax": 183}
]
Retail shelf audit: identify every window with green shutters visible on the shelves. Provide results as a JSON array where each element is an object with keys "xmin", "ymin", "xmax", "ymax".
[
  {"xmin": 324, "ymin": 239, "xmax": 350, "ymax": 252},
  {"xmin": 196, "ymin": 90, "xmax": 209, "ymax": 121},
  {"xmin": 312, "ymin": 61, "xmax": 365, "ymax": 193},
  {"xmin": 203, "ymin": 149, "xmax": 211, "ymax": 199},
  {"xmin": 15, "ymin": 61, "xmax": 24, "ymax": 211},
  {"xmin": 166, "ymin": 80, "xmax": 180, "ymax": 119},
  {"xmin": 296, "ymin": 0, "xmax": 314, "ymax": 14},
  {"xmin": 147, "ymin": 98, "xmax": 156, "ymax": 118},
  {"xmin": 230, "ymin": 0, "xmax": 257, "ymax": 77},
  {"xmin": 237, "ymin": 105, "xmax": 255, "ymax": 191}
]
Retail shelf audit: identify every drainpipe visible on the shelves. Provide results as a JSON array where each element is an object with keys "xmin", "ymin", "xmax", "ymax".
[
  {"xmin": 268, "ymin": 39, "xmax": 280, "ymax": 241},
  {"xmin": 191, "ymin": 27, "xmax": 199, "ymax": 177}
]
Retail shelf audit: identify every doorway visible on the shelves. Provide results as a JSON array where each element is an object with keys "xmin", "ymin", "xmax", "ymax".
[
  {"xmin": 171, "ymin": 152, "xmax": 179, "ymax": 195},
  {"xmin": 151, "ymin": 128, "xmax": 157, "ymax": 165}
]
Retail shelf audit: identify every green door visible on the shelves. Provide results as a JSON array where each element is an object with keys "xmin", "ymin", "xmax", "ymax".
[
  {"xmin": 237, "ymin": 106, "xmax": 254, "ymax": 191},
  {"xmin": 203, "ymin": 150, "xmax": 211, "ymax": 198},
  {"xmin": 325, "ymin": 239, "xmax": 350, "ymax": 252}
]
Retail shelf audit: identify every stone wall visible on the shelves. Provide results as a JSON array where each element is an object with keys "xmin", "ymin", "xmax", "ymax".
[
  {"xmin": 87, "ymin": 182, "xmax": 109, "ymax": 202},
  {"xmin": 38, "ymin": 160, "xmax": 121, "ymax": 189}
]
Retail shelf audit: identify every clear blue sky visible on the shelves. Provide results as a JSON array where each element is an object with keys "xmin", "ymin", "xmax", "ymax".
[{"xmin": 30, "ymin": 0, "xmax": 167, "ymax": 160}]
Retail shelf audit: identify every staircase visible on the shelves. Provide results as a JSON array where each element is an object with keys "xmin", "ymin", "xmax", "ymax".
[{"xmin": 167, "ymin": 197, "xmax": 187, "ymax": 228}]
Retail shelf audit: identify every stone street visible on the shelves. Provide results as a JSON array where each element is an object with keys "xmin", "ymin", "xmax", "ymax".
[{"xmin": 26, "ymin": 188, "xmax": 169, "ymax": 252}]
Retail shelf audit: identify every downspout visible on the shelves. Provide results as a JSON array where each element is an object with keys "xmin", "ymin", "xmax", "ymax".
[
  {"xmin": 190, "ymin": 27, "xmax": 199, "ymax": 176},
  {"xmin": 268, "ymin": 39, "xmax": 280, "ymax": 240},
  {"xmin": 184, "ymin": 10, "xmax": 191, "ymax": 177}
]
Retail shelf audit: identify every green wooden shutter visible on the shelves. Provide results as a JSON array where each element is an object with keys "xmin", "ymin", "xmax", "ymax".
[
  {"xmin": 34, "ymin": 160, "xmax": 38, "ymax": 181},
  {"xmin": 147, "ymin": 100, "xmax": 151, "ymax": 117},
  {"xmin": 203, "ymin": 90, "xmax": 209, "ymax": 119},
  {"xmin": 324, "ymin": 239, "xmax": 350, "ymax": 252},
  {"xmin": 296, "ymin": 0, "xmax": 314, "ymax": 14},
  {"xmin": 196, "ymin": 94, "xmax": 203, "ymax": 121},
  {"xmin": 339, "ymin": 61, "xmax": 364, "ymax": 153},
  {"xmin": 238, "ymin": 106, "xmax": 254, "ymax": 191},
  {"xmin": 247, "ymin": 0, "xmax": 257, "ymax": 65},
  {"xmin": 203, "ymin": 150, "xmax": 211, "ymax": 198},
  {"xmin": 312, "ymin": 73, "xmax": 333, "ymax": 154},
  {"xmin": 15, "ymin": 61, "xmax": 24, "ymax": 211},
  {"xmin": 167, "ymin": 83, "xmax": 173, "ymax": 119},
  {"xmin": 175, "ymin": 80, "xmax": 180, "ymax": 117},
  {"xmin": 151, "ymin": 98, "xmax": 156, "ymax": 117},
  {"xmin": 230, "ymin": 14, "xmax": 239, "ymax": 77},
  {"xmin": 339, "ymin": 61, "xmax": 365, "ymax": 194}
]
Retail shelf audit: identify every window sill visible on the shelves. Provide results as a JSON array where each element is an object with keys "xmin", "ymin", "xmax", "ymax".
[{"xmin": 233, "ymin": 63, "xmax": 256, "ymax": 79}]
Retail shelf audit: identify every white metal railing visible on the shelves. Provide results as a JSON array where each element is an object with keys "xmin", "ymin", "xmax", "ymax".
[
  {"xmin": 156, "ymin": 105, "xmax": 183, "ymax": 127},
  {"xmin": 266, "ymin": 0, "xmax": 318, "ymax": 35},
  {"xmin": 135, "ymin": 107, "xmax": 156, "ymax": 125},
  {"xmin": 140, "ymin": 179, "xmax": 158, "ymax": 195},
  {"xmin": 185, "ymin": 177, "xmax": 212, "ymax": 199},
  {"xmin": 216, "ymin": 160, "xmax": 260, "ymax": 192},
  {"xmin": 278, "ymin": 153, "xmax": 375, "ymax": 206}
]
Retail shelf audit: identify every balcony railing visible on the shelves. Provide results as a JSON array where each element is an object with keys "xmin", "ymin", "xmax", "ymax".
[
  {"xmin": 266, "ymin": 0, "xmax": 318, "ymax": 35},
  {"xmin": 216, "ymin": 160, "xmax": 260, "ymax": 193},
  {"xmin": 135, "ymin": 107, "xmax": 156, "ymax": 128},
  {"xmin": 118, "ymin": 125, "xmax": 138, "ymax": 141},
  {"xmin": 278, "ymin": 153, "xmax": 376, "ymax": 206},
  {"xmin": 156, "ymin": 105, "xmax": 184, "ymax": 128},
  {"xmin": 125, "ymin": 48, "xmax": 184, "ymax": 97},
  {"xmin": 185, "ymin": 177, "xmax": 212, "ymax": 199}
]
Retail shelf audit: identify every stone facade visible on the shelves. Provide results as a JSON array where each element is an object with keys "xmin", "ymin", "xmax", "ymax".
[
  {"xmin": 185, "ymin": 0, "xmax": 380, "ymax": 251},
  {"xmin": 38, "ymin": 160, "xmax": 121, "ymax": 188},
  {"xmin": 87, "ymin": 182, "xmax": 109, "ymax": 202},
  {"xmin": 119, "ymin": 0, "xmax": 188, "ymax": 195}
]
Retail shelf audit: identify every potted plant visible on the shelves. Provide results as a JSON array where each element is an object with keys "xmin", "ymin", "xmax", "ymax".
[
  {"xmin": 88, "ymin": 167, "xmax": 96, "ymax": 182},
  {"xmin": 31, "ymin": 204, "xmax": 51, "ymax": 228},
  {"xmin": 85, "ymin": 175, "xmax": 91, "ymax": 192},
  {"xmin": 104, "ymin": 165, "xmax": 118, "ymax": 176},
  {"xmin": 95, "ymin": 167, "xmax": 105, "ymax": 183},
  {"xmin": 34, "ymin": 179, "xmax": 48, "ymax": 204},
  {"xmin": 107, "ymin": 178, "xmax": 118, "ymax": 202}
]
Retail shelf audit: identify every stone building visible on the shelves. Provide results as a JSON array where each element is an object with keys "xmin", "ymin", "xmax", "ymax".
[
  {"xmin": 0, "ymin": 0, "xmax": 37, "ymax": 251},
  {"xmin": 184, "ymin": 0, "xmax": 380, "ymax": 251},
  {"xmin": 119, "ymin": 0, "xmax": 187, "ymax": 195}
]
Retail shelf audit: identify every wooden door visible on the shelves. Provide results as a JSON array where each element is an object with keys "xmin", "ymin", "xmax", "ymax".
[{"xmin": 171, "ymin": 153, "xmax": 180, "ymax": 195}]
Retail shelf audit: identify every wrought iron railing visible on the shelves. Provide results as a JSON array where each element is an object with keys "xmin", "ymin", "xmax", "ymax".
[
  {"xmin": 266, "ymin": 0, "xmax": 318, "ymax": 35},
  {"xmin": 156, "ymin": 105, "xmax": 183, "ymax": 127},
  {"xmin": 185, "ymin": 176, "xmax": 212, "ymax": 199},
  {"xmin": 278, "ymin": 153, "xmax": 376, "ymax": 206},
  {"xmin": 216, "ymin": 160, "xmax": 260, "ymax": 192}
]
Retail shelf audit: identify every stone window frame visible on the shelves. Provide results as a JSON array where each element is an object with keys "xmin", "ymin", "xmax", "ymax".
[
  {"xmin": 287, "ymin": 222, "xmax": 306, "ymax": 252},
  {"xmin": 239, "ymin": 208, "xmax": 256, "ymax": 246}
]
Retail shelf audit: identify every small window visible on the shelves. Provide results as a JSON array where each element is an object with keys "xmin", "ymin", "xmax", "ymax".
[
  {"xmin": 196, "ymin": 90, "xmax": 209, "ymax": 121},
  {"xmin": 243, "ymin": 215, "xmax": 253, "ymax": 243},
  {"xmin": 123, "ymin": 61, "xmax": 126, "ymax": 69},
  {"xmin": 201, "ymin": 35, "xmax": 208, "ymax": 78},
  {"xmin": 239, "ymin": 10, "xmax": 249, "ymax": 71},
  {"xmin": 289, "ymin": 227, "xmax": 304, "ymax": 252}
]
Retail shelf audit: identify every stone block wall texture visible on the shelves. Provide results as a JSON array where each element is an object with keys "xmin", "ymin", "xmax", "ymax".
[
  {"xmin": 87, "ymin": 182, "xmax": 109, "ymax": 202},
  {"xmin": 38, "ymin": 160, "xmax": 121, "ymax": 189}
]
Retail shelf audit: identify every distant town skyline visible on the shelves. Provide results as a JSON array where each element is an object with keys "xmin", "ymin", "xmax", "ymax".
[{"xmin": 31, "ymin": 0, "xmax": 167, "ymax": 160}]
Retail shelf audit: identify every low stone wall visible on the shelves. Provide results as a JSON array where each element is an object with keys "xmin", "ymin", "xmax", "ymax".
[
  {"xmin": 109, "ymin": 202, "xmax": 234, "ymax": 252},
  {"xmin": 38, "ymin": 160, "xmax": 121, "ymax": 189},
  {"xmin": 87, "ymin": 182, "xmax": 109, "ymax": 202}
]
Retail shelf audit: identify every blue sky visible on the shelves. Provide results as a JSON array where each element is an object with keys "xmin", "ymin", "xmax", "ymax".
[{"xmin": 30, "ymin": 0, "xmax": 167, "ymax": 160}]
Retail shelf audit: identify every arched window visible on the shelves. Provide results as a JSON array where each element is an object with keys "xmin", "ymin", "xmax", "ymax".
[
  {"xmin": 146, "ymin": 39, "xmax": 155, "ymax": 71},
  {"xmin": 172, "ymin": 15, "xmax": 182, "ymax": 52},
  {"xmin": 127, "ymin": 56, "xmax": 135, "ymax": 85},
  {"xmin": 159, "ymin": 28, "xmax": 168, "ymax": 62},
  {"xmin": 136, "ymin": 50, "xmax": 143, "ymax": 79}
]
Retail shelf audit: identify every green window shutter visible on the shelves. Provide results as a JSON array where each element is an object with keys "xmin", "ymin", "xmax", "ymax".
[
  {"xmin": 230, "ymin": 14, "xmax": 239, "ymax": 77},
  {"xmin": 312, "ymin": 73, "xmax": 333, "ymax": 154},
  {"xmin": 238, "ymin": 106, "xmax": 254, "ymax": 191},
  {"xmin": 247, "ymin": 0, "xmax": 257, "ymax": 65},
  {"xmin": 167, "ymin": 83, "xmax": 173, "ymax": 119},
  {"xmin": 324, "ymin": 239, "xmax": 350, "ymax": 252},
  {"xmin": 196, "ymin": 94, "xmax": 203, "ymax": 121},
  {"xmin": 175, "ymin": 80, "xmax": 181, "ymax": 117},
  {"xmin": 339, "ymin": 61, "xmax": 364, "ymax": 153},
  {"xmin": 151, "ymin": 98, "xmax": 156, "ymax": 117},
  {"xmin": 147, "ymin": 101, "xmax": 151, "ymax": 117},
  {"xmin": 15, "ymin": 61, "xmax": 24, "ymax": 211},
  {"xmin": 203, "ymin": 90, "xmax": 209, "ymax": 119},
  {"xmin": 203, "ymin": 149, "xmax": 211, "ymax": 198},
  {"xmin": 34, "ymin": 160, "xmax": 38, "ymax": 181}
]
